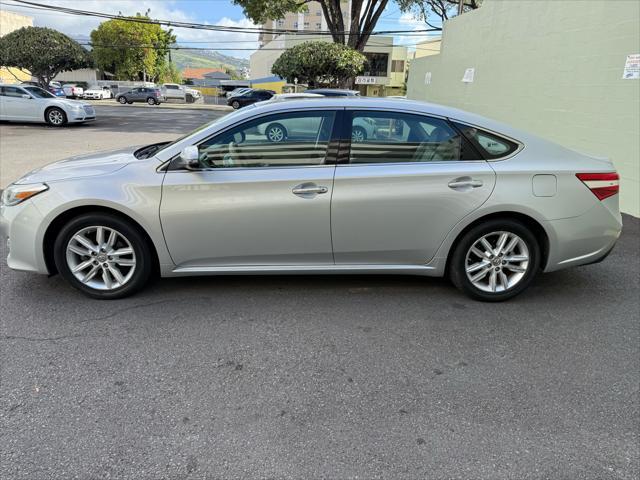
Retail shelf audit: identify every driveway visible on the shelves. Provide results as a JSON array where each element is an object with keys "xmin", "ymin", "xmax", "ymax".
[{"xmin": 1, "ymin": 106, "xmax": 638, "ymax": 479}]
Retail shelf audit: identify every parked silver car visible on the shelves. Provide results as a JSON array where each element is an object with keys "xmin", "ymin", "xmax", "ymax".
[{"xmin": 0, "ymin": 99, "xmax": 622, "ymax": 300}]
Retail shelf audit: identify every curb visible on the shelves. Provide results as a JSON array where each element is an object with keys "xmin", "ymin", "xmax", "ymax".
[{"xmin": 83, "ymin": 100, "xmax": 232, "ymax": 112}]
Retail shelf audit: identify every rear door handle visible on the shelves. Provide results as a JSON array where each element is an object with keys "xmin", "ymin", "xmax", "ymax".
[
  {"xmin": 448, "ymin": 178, "xmax": 484, "ymax": 189},
  {"xmin": 292, "ymin": 183, "xmax": 328, "ymax": 196}
]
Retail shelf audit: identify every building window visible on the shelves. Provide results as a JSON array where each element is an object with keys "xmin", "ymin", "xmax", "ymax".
[
  {"xmin": 363, "ymin": 53, "xmax": 389, "ymax": 77},
  {"xmin": 316, "ymin": 23, "xmax": 322, "ymax": 29},
  {"xmin": 391, "ymin": 60, "xmax": 405, "ymax": 73},
  {"xmin": 316, "ymin": 11, "xmax": 322, "ymax": 16},
  {"xmin": 304, "ymin": 22, "xmax": 309, "ymax": 29},
  {"xmin": 277, "ymin": 20, "xmax": 284, "ymax": 27},
  {"xmin": 293, "ymin": 21, "xmax": 298, "ymax": 28}
]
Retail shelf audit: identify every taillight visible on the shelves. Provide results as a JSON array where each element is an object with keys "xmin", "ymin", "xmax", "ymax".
[{"xmin": 576, "ymin": 172, "xmax": 619, "ymax": 201}]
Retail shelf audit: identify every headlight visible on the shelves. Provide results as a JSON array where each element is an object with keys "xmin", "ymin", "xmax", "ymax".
[{"xmin": 1, "ymin": 183, "xmax": 49, "ymax": 206}]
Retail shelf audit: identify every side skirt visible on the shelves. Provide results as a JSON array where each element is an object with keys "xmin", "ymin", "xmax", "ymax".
[{"xmin": 165, "ymin": 264, "xmax": 441, "ymax": 277}]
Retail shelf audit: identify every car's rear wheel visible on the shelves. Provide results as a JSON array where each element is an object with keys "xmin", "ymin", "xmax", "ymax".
[
  {"xmin": 265, "ymin": 123, "xmax": 287, "ymax": 142},
  {"xmin": 449, "ymin": 219, "xmax": 540, "ymax": 301},
  {"xmin": 118, "ymin": 96, "xmax": 127, "ymax": 104},
  {"xmin": 45, "ymin": 107, "xmax": 67, "ymax": 127},
  {"xmin": 231, "ymin": 100, "xmax": 240, "ymax": 109},
  {"xmin": 53, "ymin": 213, "xmax": 152, "ymax": 299},
  {"xmin": 147, "ymin": 97, "xmax": 157, "ymax": 105}
]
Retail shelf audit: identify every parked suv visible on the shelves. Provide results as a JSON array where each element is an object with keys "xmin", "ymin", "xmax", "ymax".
[{"xmin": 115, "ymin": 87, "xmax": 165, "ymax": 105}]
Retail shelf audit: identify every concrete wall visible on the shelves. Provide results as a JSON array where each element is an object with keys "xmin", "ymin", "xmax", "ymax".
[{"xmin": 407, "ymin": 0, "xmax": 640, "ymax": 216}]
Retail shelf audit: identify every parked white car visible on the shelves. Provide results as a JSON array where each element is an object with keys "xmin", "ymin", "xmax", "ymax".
[
  {"xmin": 83, "ymin": 85, "xmax": 112, "ymax": 100},
  {"xmin": 0, "ymin": 83, "xmax": 95, "ymax": 126},
  {"xmin": 62, "ymin": 84, "xmax": 84, "ymax": 99},
  {"xmin": 161, "ymin": 83, "xmax": 201, "ymax": 102}
]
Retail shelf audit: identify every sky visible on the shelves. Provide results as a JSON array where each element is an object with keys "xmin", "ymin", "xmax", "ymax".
[{"xmin": 0, "ymin": 0, "xmax": 441, "ymax": 59}]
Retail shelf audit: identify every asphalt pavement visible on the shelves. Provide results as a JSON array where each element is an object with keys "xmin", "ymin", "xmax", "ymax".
[{"xmin": 0, "ymin": 105, "xmax": 638, "ymax": 480}]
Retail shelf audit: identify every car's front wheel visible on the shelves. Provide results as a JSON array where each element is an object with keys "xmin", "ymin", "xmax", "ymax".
[
  {"xmin": 118, "ymin": 96, "xmax": 127, "ymax": 104},
  {"xmin": 53, "ymin": 213, "xmax": 153, "ymax": 299},
  {"xmin": 449, "ymin": 219, "xmax": 540, "ymax": 301},
  {"xmin": 45, "ymin": 107, "xmax": 67, "ymax": 127}
]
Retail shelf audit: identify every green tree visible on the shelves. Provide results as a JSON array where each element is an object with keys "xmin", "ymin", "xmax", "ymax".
[
  {"xmin": 90, "ymin": 12, "xmax": 175, "ymax": 81},
  {"xmin": 0, "ymin": 27, "xmax": 92, "ymax": 88},
  {"xmin": 397, "ymin": 0, "xmax": 482, "ymax": 30},
  {"xmin": 271, "ymin": 41, "xmax": 365, "ymax": 88},
  {"xmin": 233, "ymin": 0, "xmax": 389, "ymax": 52},
  {"xmin": 157, "ymin": 62, "xmax": 182, "ymax": 83}
]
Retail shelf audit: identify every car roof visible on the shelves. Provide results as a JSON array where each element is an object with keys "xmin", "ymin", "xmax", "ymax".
[{"xmin": 246, "ymin": 97, "xmax": 534, "ymax": 141}]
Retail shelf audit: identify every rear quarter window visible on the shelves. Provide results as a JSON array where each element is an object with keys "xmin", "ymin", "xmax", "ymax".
[{"xmin": 453, "ymin": 122, "xmax": 520, "ymax": 159}]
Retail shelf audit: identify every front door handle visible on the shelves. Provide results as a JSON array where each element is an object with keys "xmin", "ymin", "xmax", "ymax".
[
  {"xmin": 292, "ymin": 183, "xmax": 328, "ymax": 196},
  {"xmin": 448, "ymin": 177, "xmax": 484, "ymax": 189}
]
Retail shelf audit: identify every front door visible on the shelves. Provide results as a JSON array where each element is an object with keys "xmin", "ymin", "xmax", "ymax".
[
  {"xmin": 0, "ymin": 86, "xmax": 39, "ymax": 120},
  {"xmin": 331, "ymin": 109, "xmax": 496, "ymax": 265},
  {"xmin": 160, "ymin": 109, "xmax": 339, "ymax": 268}
]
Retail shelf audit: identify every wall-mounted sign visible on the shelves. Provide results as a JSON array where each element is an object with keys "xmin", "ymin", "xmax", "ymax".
[
  {"xmin": 355, "ymin": 76, "xmax": 377, "ymax": 85},
  {"xmin": 462, "ymin": 68, "xmax": 475, "ymax": 83},
  {"xmin": 424, "ymin": 72, "xmax": 432, "ymax": 85},
  {"xmin": 622, "ymin": 54, "xmax": 639, "ymax": 80}
]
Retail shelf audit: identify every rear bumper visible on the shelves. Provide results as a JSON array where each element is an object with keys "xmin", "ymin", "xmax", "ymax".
[{"xmin": 543, "ymin": 201, "xmax": 622, "ymax": 272}]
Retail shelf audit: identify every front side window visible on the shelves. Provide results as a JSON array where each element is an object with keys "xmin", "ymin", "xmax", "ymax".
[
  {"xmin": 195, "ymin": 111, "xmax": 336, "ymax": 169},
  {"xmin": 348, "ymin": 111, "xmax": 476, "ymax": 164},
  {"xmin": 23, "ymin": 86, "xmax": 54, "ymax": 99}
]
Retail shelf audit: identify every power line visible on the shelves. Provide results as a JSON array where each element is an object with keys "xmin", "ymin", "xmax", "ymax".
[{"xmin": 3, "ymin": 0, "xmax": 441, "ymax": 37}]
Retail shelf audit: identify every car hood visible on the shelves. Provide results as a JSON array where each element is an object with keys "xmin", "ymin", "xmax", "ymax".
[{"xmin": 15, "ymin": 146, "xmax": 138, "ymax": 184}]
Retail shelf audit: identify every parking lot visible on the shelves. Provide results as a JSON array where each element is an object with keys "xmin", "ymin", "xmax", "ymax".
[{"xmin": 1, "ymin": 105, "xmax": 638, "ymax": 479}]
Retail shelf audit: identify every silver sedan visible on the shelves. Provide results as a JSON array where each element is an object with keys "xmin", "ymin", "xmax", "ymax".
[{"xmin": 0, "ymin": 98, "xmax": 622, "ymax": 300}]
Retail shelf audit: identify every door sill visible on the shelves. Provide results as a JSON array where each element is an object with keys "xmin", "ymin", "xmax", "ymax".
[{"xmin": 169, "ymin": 264, "xmax": 437, "ymax": 277}]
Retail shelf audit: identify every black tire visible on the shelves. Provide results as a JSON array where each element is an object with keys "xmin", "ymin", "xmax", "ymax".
[
  {"xmin": 127, "ymin": 101, "xmax": 133, "ymax": 105},
  {"xmin": 231, "ymin": 100, "xmax": 240, "ymax": 109},
  {"xmin": 265, "ymin": 123, "xmax": 288, "ymax": 142},
  {"xmin": 45, "ymin": 107, "xmax": 67, "ymax": 127},
  {"xmin": 351, "ymin": 126, "xmax": 367, "ymax": 143},
  {"xmin": 118, "ymin": 96, "xmax": 127, "ymax": 104},
  {"xmin": 449, "ymin": 218, "xmax": 540, "ymax": 302},
  {"xmin": 53, "ymin": 213, "xmax": 153, "ymax": 299},
  {"xmin": 147, "ymin": 97, "xmax": 157, "ymax": 105}
]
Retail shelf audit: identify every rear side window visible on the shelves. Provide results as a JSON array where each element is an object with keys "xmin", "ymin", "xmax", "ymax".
[
  {"xmin": 453, "ymin": 122, "xmax": 519, "ymax": 159},
  {"xmin": 347, "ymin": 111, "xmax": 479, "ymax": 163}
]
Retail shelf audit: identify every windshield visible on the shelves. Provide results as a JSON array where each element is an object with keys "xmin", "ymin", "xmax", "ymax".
[
  {"xmin": 23, "ymin": 86, "xmax": 55, "ymax": 99},
  {"xmin": 154, "ymin": 107, "xmax": 250, "ymax": 157}
]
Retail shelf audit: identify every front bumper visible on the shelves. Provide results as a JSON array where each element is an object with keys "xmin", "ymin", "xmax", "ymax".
[{"xmin": 0, "ymin": 199, "xmax": 48, "ymax": 274}]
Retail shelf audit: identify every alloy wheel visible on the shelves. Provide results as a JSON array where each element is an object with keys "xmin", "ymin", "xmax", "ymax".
[
  {"xmin": 352, "ymin": 128, "xmax": 365, "ymax": 143},
  {"xmin": 65, "ymin": 226, "xmax": 137, "ymax": 291},
  {"xmin": 48, "ymin": 109, "xmax": 64, "ymax": 125},
  {"xmin": 267, "ymin": 126, "xmax": 285, "ymax": 142},
  {"xmin": 465, "ymin": 231, "xmax": 529, "ymax": 293}
]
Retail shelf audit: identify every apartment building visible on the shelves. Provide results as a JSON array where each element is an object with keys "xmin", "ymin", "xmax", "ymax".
[{"xmin": 258, "ymin": 1, "xmax": 351, "ymax": 46}]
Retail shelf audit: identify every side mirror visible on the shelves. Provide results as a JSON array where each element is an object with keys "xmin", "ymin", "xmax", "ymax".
[
  {"xmin": 176, "ymin": 146, "xmax": 200, "ymax": 170},
  {"xmin": 21, "ymin": 94, "xmax": 31, "ymax": 99}
]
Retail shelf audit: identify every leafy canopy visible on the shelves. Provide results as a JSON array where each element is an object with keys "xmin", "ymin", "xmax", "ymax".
[
  {"xmin": 90, "ymin": 13, "xmax": 175, "ymax": 81},
  {"xmin": 271, "ymin": 41, "xmax": 365, "ymax": 87},
  {"xmin": 0, "ymin": 26, "xmax": 92, "ymax": 87},
  {"xmin": 233, "ymin": 0, "xmax": 389, "ymax": 52},
  {"xmin": 397, "ymin": 0, "xmax": 482, "ymax": 29}
]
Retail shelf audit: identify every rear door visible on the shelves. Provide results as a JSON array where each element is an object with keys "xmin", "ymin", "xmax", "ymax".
[{"xmin": 331, "ymin": 109, "xmax": 496, "ymax": 265}]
